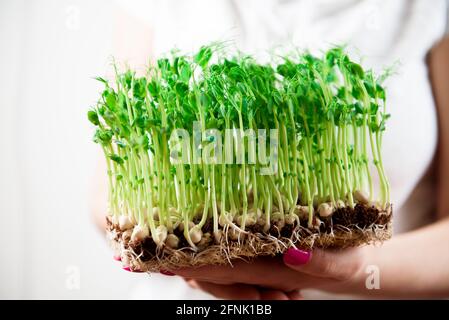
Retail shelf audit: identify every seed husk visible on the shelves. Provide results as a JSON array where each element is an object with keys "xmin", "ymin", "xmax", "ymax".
[
  {"xmin": 257, "ymin": 217, "xmax": 266, "ymax": 227},
  {"xmin": 197, "ymin": 232, "xmax": 212, "ymax": 248},
  {"xmin": 189, "ymin": 225, "xmax": 203, "ymax": 244},
  {"xmin": 354, "ymin": 190, "xmax": 370, "ymax": 205},
  {"xmin": 284, "ymin": 213, "xmax": 297, "ymax": 225},
  {"xmin": 218, "ymin": 213, "xmax": 230, "ymax": 227},
  {"xmin": 213, "ymin": 230, "xmax": 223, "ymax": 243},
  {"xmin": 336, "ymin": 200, "xmax": 346, "ymax": 208},
  {"xmin": 317, "ymin": 203, "xmax": 334, "ymax": 218},
  {"xmin": 293, "ymin": 205, "xmax": 309, "ymax": 220},
  {"xmin": 153, "ymin": 225, "xmax": 168, "ymax": 246},
  {"xmin": 235, "ymin": 215, "xmax": 256, "ymax": 227},
  {"xmin": 121, "ymin": 229, "xmax": 132, "ymax": 243},
  {"xmin": 119, "ymin": 216, "xmax": 134, "ymax": 231},
  {"xmin": 131, "ymin": 224, "xmax": 149, "ymax": 242},
  {"xmin": 248, "ymin": 208, "xmax": 263, "ymax": 219},
  {"xmin": 271, "ymin": 212, "xmax": 285, "ymax": 229},
  {"xmin": 229, "ymin": 228, "xmax": 245, "ymax": 241},
  {"xmin": 178, "ymin": 221, "xmax": 194, "ymax": 232},
  {"xmin": 166, "ymin": 234, "xmax": 179, "ymax": 249}
]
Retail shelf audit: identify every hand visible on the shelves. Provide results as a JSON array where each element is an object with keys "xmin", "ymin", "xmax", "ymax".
[{"xmin": 173, "ymin": 247, "xmax": 370, "ymax": 300}]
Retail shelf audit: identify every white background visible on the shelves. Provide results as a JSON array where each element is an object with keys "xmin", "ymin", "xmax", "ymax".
[{"xmin": 0, "ymin": 0, "xmax": 197, "ymax": 299}]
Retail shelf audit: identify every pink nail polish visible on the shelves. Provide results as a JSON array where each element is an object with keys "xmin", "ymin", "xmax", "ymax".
[
  {"xmin": 283, "ymin": 248, "xmax": 312, "ymax": 265},
  {"xmin": 160, "ymin": 270, "xmax": 175, "ymax": 276},
  {"xmin": 123, "ymin": 266, "xmax": 131, "ymax": 272},
  {"xmin": 113, "ymin": 255, "xmax": 122, "ymax": 261}
]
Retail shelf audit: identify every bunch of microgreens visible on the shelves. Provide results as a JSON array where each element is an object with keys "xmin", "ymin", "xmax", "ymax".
[{"xmin": 88, "ymin": 45, "xmax": 390, "ymax": 250}]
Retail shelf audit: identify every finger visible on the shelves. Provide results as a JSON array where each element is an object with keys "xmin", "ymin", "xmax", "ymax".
[
  {"xmin": 174, "ymin": 258, "xmax": 292, "ymax": 287},
  {"xmin": 286, "ymin": 290, "xmax": 303, "ymax": 300},
  {"xmin": 185, "ymin": 279, "xmax": 199, "ymax": 289},
  {"xmin": 160, "ymin": 270, "xmax": 175, "ymax": 276},
  {"xmin": 173, "ymin": 265, "xmax": 229, "ymax": 280},
  {"xmin": 283, "ymin": 247, "xmax": 364, "ymax": 281},
  {"xmin": 259, "ymin": 289, "xmax": 289, "ymax": 300},
  {"xmin": 174, "ymin": 257, "xmax": 325, "ymax": 291},
  {"xmin": 195, "ymin": 281, "xmax": 261, "ymax": 300}
]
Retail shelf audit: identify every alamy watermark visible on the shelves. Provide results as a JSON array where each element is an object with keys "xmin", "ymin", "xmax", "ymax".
[
  {"xmin": 365, "ymin": 264, "xmax": 380, "ymax": 290},
  {"xmin": 169, "ymin": 121, "xmax": 279, "ymax": 175},
  {"xmin": 65, "ymin": 265, "xmax": 80, "ymax": 290},
  {"xmin": 65, "ymin": 5, "xmax": 81, "ymax": 31}
]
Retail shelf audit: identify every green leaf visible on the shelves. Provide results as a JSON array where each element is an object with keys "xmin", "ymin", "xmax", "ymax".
[
  {"xmin": 349, "ymin": 62, "xmax": 364, "ymax": 78},
  {"xmin": 157, "ymin": 58, "xmax": 171, "ymax": 78},
  {"xmin": 135, "ymin": 115, "xmax": 147, "ymax": 129},
  {"xmin": 369, "ymin": 103, "xmax": 379, "ymax": 115},
  {"xmin": 133, "ymin": 78, "xmax": 146, "ymax": 98},
  {"xmin": 364, "ymin": 81, "xmax": 376, "ymax": 98},
  {"xmin": 354, "ymin": 102, "xmax": 364, "ymax": 114},
  {"xmin": 147, "ymin": 81, "xmax": 159, "ymax": 97},
  {"xmin": 175, "ymin": 82, "xmax": 188, "ymax": 98},
  {"xmin": 194, "ymin": 46, "xmax": 213, "ymax": 69},
  {"xmin": 105, "ymin": 92, "xmax": 117, "ymax": 110},
  {"xmin": 109, "ymin": 154, "xmax": 124, "ymax": 165},
  {"xmin": 376, "ymin": 84, "xmax": 386, "ymax": 100},
  {"xmin": 93, "ymin": 129, "xmax": 113, "ymax": 145},
  {"xmin": 178, "ymin": 60, "xmax": 192, "ymax": 83},
  {"xmin": 87, "ymin": 110, "xmax": 100, "ymax": 126},
  {"xmin": 94, "ymin": 77, "xmax": 108, "ymax": 85}
]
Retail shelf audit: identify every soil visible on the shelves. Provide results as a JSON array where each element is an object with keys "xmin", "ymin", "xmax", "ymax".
[{"xmin": 107, "ymin": 203, "xmax": 392, "ymax": 272}]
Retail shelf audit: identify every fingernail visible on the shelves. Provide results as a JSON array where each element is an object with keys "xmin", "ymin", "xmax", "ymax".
[
  {"xmin": 283, "ymin": 248, "xmax": 312, "ymax": 265},
  {"xmin": 113, "ymin": 255, "xmax": 122, "ymax": 261},
  {"xmin": 160, "ymin": 270, "xmax": 175, "ymax": 276}
]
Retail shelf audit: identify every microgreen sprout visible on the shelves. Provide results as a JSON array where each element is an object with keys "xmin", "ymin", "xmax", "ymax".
[{"xmin": 89, "ymin": 45, "xmax": 391, "ymax": 263}]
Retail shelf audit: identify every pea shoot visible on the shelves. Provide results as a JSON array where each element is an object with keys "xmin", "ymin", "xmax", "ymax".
[{"xmin": 89, "ymin": 45, "xmax": 392, "ymax": 272}]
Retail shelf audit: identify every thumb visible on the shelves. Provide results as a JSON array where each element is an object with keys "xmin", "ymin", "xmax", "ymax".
[{"xmin": 283, "ymin": 247, "xmax": 362, "ymax": 281}]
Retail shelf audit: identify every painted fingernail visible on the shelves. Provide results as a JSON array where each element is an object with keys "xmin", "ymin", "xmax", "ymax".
[
  {"xmin": 113, "ymin": 255, "xmax": 122, "ymax": 261},
  {"xmin": 283, "ymin": 248, "xmax": 312, "ymax": 265},
  {"xmin": 160, "ymin": 270, "xmax": 175, "ymax": 276}
]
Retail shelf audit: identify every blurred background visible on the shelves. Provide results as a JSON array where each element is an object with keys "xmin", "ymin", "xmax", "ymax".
[
  {"xmin": 1, "ymin": 0, "xmax": 447, "ymax": 299},
  {"xmin": 1, "ymin": 0, "xmax": 123, "ymax": 299},
  {"xmin": 0, "ymin": 0, "xmax": 207, "ymax": 299}
]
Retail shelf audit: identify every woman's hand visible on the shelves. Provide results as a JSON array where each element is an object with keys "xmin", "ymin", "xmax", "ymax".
[
  {"xmin": 173, "ymin": 217, "xmax": 449, "ymax": 299},
  {"xmin": 173, "ymin": 246, "xmax": 370, "ymax": 300}
]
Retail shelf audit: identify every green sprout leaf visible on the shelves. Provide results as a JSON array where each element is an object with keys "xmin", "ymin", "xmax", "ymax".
[
  {"xmin": 87, "ymin": 110, "xmax": 100, "ymax": 126},
  {"xmin": 109, "ymin": 153, "xmax": 124, "ymax": 165}
]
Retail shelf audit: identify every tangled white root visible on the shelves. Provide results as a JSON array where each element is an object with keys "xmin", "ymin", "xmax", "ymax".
[
  {"xmin": 107, "ymin": 203, "xmax": 393, "ymax": 272},
  {"xmin": 109, "ymin": 220, "xmax": 392, "ymax": 273}
]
